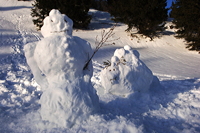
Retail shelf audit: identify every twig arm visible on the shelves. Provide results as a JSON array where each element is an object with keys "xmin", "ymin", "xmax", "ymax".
[{"xmin": 83, "ymin": 24, "xmax": 119, "ymax": 70}]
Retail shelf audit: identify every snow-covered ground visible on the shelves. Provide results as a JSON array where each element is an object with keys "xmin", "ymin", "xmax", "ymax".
[{"xmin": 0, "ymin": 0, "xmax": 200, "ymax": 132}]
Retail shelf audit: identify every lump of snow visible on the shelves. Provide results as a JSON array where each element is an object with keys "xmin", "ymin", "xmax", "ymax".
[
  {"xmin": 41, "ymin": 9, "xmax": 73, "ymax": 37},
  {"xmin": 24, "ymin": 9, "xmax": 99, "ymax": 128},
  {"xmin": 100, "ymin": 45, "xmax": 156, "ymax": 97}
]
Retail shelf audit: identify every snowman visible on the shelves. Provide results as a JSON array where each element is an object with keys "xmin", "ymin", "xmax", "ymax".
[
  {"xmin": 24, "ymin": 9, "xmax": 99, "ymax": 128},
  {"xmin": 100, "ymin": 45, "xmax": 155, "ymax": 97}
]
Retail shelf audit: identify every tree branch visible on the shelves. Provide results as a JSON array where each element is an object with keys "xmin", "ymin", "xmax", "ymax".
[{"xmin": 83, "ymin": 24, "xmax": 119, "ymax": 70}]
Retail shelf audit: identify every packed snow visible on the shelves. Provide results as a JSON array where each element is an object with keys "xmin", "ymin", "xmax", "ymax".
[
  {"xmin": 100, "ymin": 45, "xmax": 158, "ymax": 97},
  {"xmin": 0, "ymin": 0, "xmax": 200, "ymax": 133},
  {"xmin": 24, "ymin": 9, "xmax": 99, "ymax": 128}
]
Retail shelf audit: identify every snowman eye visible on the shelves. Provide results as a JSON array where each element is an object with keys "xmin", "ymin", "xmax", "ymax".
[
  {"xmin": 64, "ymin": 19, "xmax": 68, "ymax": 23},
  {"xmin": 51, "ymin": 20, "xmax": 53, "ymax": 22}
]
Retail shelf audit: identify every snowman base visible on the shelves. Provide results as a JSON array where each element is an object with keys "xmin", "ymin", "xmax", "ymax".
[{"xmin": 39, "ymin": 77, "xmax": 98, "ymax": 128}]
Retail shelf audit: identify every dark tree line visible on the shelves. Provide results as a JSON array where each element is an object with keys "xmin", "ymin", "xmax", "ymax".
[
  {"xmin": 31, "ymin": 0, "xmax": 168, "ymax": 37},
  {"xmin": 107, "ymin": 0, "xmax": 168, "ymax": 39},
  {"xmin": 171, "ymin": 0, "xmax": 200, "ymax": 52},
  {"xmin": 31, "ymin": 0, "xmax": 200, "ymax": 52},
  {"xmin": 31, "ymin": 0, "xmax": 92, "ymax": 29}
]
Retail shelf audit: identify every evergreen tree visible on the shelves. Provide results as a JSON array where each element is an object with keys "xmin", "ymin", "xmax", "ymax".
[
  {"xmin": 31, "ymin": 0, "xmax": 92, "ymax": 30},
  {"xmin": 107, "ymin": 0, "xmax": 168, "ymax": 39},
  {"xmin": 91, "ymin": 0, "xmax": 108, "ymax": 11},
  {"xmin": 171, "ymin": 0, "xmax": 200, "ymax": 52}
]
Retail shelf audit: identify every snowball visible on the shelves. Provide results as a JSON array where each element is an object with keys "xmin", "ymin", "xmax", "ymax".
[
  {"xmin": 100, "ymin": 45, "xmax": 154, "ymax": 97},
  {"xmin": 114, "ymin": 48, "xmax": 125, "ymax": 58},
  {"xmin": 24, "ymin": 9, "xmax": 99, "ymax": 128},
  {"xmin": 124, "ymin": 45, "xmax": 131, "ymax": 50}
]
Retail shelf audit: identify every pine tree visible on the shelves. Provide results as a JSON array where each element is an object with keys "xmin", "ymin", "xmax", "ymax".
[
  {"xmin": 91, "ymin": 0, "xmax": 108, "ymax": 11},
  {"xmin": 107, "ymin": 0, "xmax": 168, "ymax": 39},
  {"xmin": 31, "ymin": 0, "xmax": 92, "ymax": 30},
  {"xmin": 31, "ymin": 0, "xmax": 55, "ymax": 30},
  {"xmin": 171, "ymin": 0, "xmax": 200, "ymax": 52}
]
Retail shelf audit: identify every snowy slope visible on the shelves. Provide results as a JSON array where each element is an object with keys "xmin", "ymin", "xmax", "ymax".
[{"xmin": 0, "ymin": 0, "xmax": 200, "ymax": 133}]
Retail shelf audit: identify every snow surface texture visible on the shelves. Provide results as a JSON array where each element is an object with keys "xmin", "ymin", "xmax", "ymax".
[
  {"xmin": 0, "ymin": 1, "xmax": 200, "ymax": 132},
  {"xmin": 101, "ymin": 45, "xmax": 156, "ymax": 97},
  {"xmin": 24, "ymin": 9, "xmax": 99, "ymax": 128}
]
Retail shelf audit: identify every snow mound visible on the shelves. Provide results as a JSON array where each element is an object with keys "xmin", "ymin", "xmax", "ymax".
[
  {"xmin": 24, "ymin": 9, "xmax": 99, "ymax": 128},
  {"xmin": 100, "ymin": 45, "xmax": 155, "ymax": 97}
]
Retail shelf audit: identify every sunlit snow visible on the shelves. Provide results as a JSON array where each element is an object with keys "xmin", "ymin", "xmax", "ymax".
[{"xmin": 0, "ymin": 0, "xmax": 200, "ymax": 133}]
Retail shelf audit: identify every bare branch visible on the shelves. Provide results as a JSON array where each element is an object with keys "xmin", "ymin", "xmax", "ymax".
[{"xmin": 83, "ymin": 24, "xmax": 119, "ymax": 70}]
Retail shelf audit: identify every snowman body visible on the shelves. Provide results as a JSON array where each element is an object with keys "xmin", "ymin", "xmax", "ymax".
[
  {"xmin": 100, "ymin": 45, "xmax": 154, "ymax": 97},
  {"xmin": 34, "ymin": 35, "xmax": 92, "ymax": 85},
  {"xmin": 24, "ymin": 9, "xmax": 99, "ymax": 127}
]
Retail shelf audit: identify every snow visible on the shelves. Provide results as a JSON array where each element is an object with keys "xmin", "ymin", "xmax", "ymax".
[
  {"xmin": 0, "ymin": 0, "xmax": 200, "ymax": 133},
  {"xmin": 24, "ymin": 9, "xmax": 99, "ymax": 128},
  {"xmin": 100, "ymin": 45, "xmax": 155, "ymax": 97},
  {"xmin": 41, "ymin": 9, "xmax": 73, "ymax": 37}
]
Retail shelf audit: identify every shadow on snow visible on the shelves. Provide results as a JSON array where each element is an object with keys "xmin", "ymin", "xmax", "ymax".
[
  {"xmin": 99, "ymin": 78, "xmax": 200, "ymax": 132},
  {"xmin": 0, "ymin": 6, "xmax": 32, "ymax": 11}
]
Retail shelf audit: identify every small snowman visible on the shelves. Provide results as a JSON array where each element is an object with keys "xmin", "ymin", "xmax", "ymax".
[
  {"xmin": 100, "ymin": 45, "xmax": 154, "ymax": 97},
  {"xmin": 24, "ymin": 9, "xmax": 99, "ymax": 128}
]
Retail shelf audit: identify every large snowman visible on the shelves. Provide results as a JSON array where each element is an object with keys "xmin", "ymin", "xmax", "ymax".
[{"xmin": 24, "ymin": 9, "xmax": 99, "ymax": 127}]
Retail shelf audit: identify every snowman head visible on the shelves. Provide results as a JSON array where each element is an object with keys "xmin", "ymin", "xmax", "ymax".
[{"xmin": 41, "ymin": 9, "xmax": 73, "ymax": 37}]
